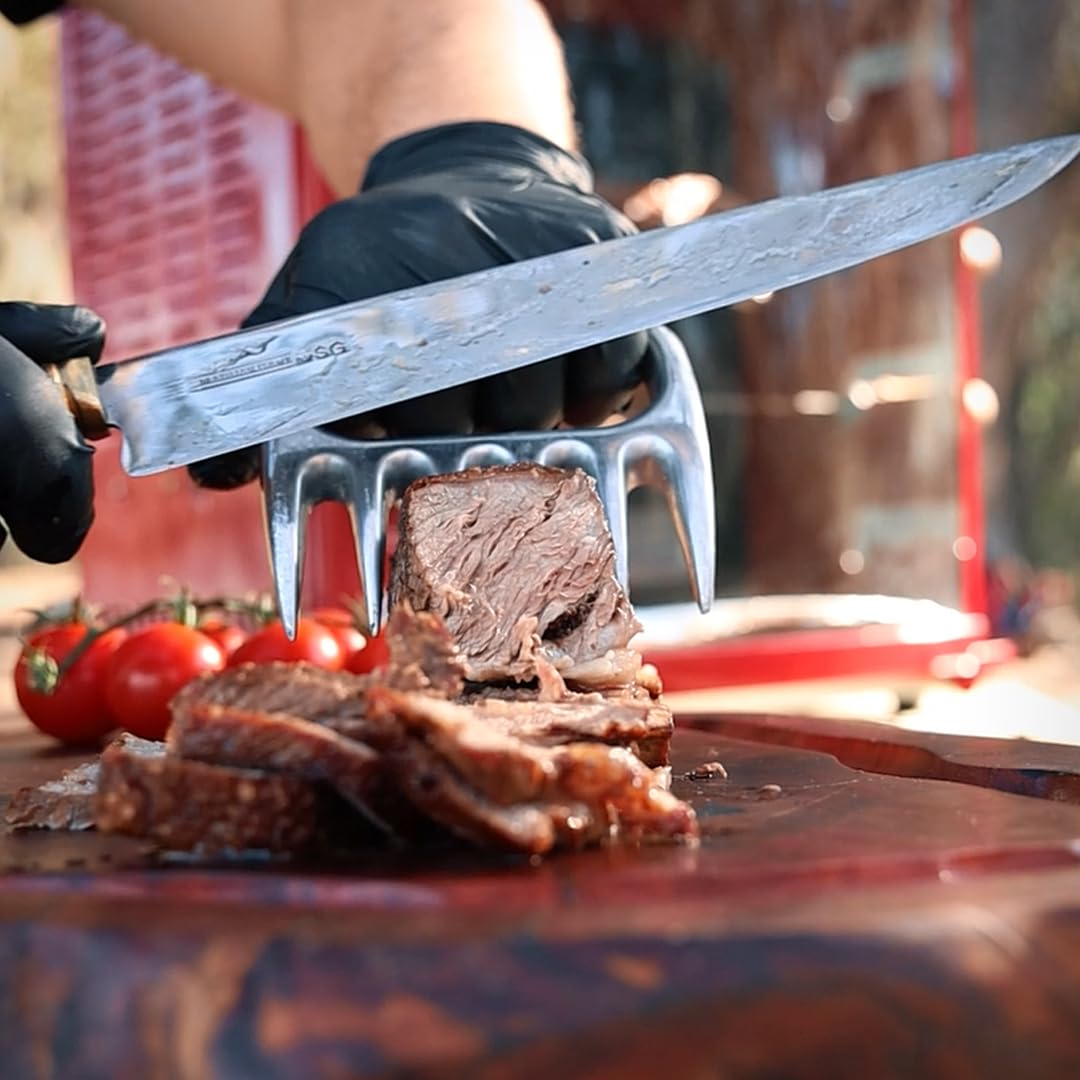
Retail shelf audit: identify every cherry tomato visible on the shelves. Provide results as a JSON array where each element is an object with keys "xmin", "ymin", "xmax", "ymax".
[
  {"xmin": 14, "ymin": 624, "xmax": 128, "ymax": 745},
  {"xmin": 199, "ymin": 616, "xmax": 248, "ymax": 658},
  {"xmin": 105, "ymin": 624, "xmax": 226, "ymax": 740},
  {"xmin": 344, "ymin": 628, "xmax": 389, "ymax": 674},
  {"xmin": 228, "ymin": 618, "xmax": 344, "ymax": 670},
  {"xmin": 310, "ymin": 607, "xmax": 367, "ymax": 664}
]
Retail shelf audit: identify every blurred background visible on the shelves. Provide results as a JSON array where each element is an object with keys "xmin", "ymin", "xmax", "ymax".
[{"xmin": 1, "ymin": 0, "xmax": 1079, "ymax": 733}]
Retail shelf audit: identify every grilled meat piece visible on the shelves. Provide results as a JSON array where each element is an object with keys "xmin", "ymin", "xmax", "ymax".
[
  {"xmin": 382, "ymin": 602, "xmax": 466, "ymax": 697},
  {"xmin": 95, "ymin": 734, "xmax": 324, "ymax": 856},
  {"xmin": 453, "ymin": 695, "xmax": 673, "ymax": 766},
  {"xmin": 389, "ymin": 464, "xmax": 642, "ymax": 691},
  {"xmin": 167, "ymin": 703, "xmax": 378, "ymax": 799},
  {"xmin": 170, "ymin": 661, "xmax": 368, "ymax": 725},
  {"xmin": 4, "ymin": 760, "xmax": 100, "ymax": 831},
  {"xmin": 367, "ymin": 687, "xmax": 697, "ymax": 855}
]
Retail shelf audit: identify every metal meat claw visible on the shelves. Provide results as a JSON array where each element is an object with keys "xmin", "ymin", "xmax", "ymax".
[{"xmin": 261, "ymin": 326, "xmax": 716, "ymax": 638}]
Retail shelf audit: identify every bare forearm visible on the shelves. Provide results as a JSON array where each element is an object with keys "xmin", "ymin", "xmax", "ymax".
[
  {"xmin": 76, "ymin": 0, "xmax": 577, "ymax": 194},
  {"xmin": 292, "ymin": 0, "xmax": 577, "ymax": 194}
]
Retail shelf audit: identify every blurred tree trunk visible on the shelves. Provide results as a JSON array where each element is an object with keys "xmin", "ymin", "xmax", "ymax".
[
  {"xmin": 971, "ymin": 0, "xmax": 1080, "ymax": 562},
  {"xmin": 723, "ymin": 1, "xmax": 958, "ymax": 600}
]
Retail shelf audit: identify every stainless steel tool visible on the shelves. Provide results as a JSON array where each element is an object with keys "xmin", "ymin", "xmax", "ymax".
[
  {"xmin": 40, "ymin": 135, "xmax": 1080, "ymax": 635},
  {"xmin": 264, "ymin": 326, "xmax": 713, "ymax": 635}
]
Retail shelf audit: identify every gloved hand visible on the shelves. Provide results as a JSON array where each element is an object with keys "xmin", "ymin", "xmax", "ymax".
[
  {"xmin": 189, "ymin": 121, "xmax": 649, "ymax": 489},
  {"xmin": 0, "ymin": 302, "xmax": 106, "ymax": 562}
]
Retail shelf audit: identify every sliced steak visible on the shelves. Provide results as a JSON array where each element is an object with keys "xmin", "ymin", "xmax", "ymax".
[
  {"xmin": 367, "ymin": 687, "xmax": 697, "ymax": 855},
  {"xmin": 455, "ymin": 696, "xmax": 673, "ymax": 767},
  {"xmin": 164, "ymin": 702, "xmax": 426, "ymax": 839},
  {"xmin": 5, "ymin": 760, "xmax": 100, "ymax": 831},
  {"xmin": 389, "ymin": 464, "xmax": 642, "ymax": 691},
  {"xmin": 167, "ymin": 702, "xmax": 377, "ymax": 796},
  {"xmin": 169, "ymin": 606, "xmax": 463, "ymax": 741},
  {"xmin": 171, "ymin": 662, "xmax": 368, "ymax": 725},
  {"xmin": 382, "ymin": 603, "xmax": 466, "ymax": 697},
  {"xmin": 390, "ymin": 741, "xmax": 592, "ymax": 853},
  {"xmin": 465, "ymin": 670, "xmax": 664, "ymax": 706},
  {"xmin": 95, "ymin": 734, "xmax": 324, "ymax": 856}
]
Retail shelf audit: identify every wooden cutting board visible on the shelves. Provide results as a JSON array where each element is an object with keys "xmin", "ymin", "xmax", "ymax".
[{"xmin": 3, "ymin": 710, "xmax": 1080, "ymax": 1079}]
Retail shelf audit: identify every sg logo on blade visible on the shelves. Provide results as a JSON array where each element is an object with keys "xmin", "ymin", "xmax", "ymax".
[{"xmin": 189, "ymin": 338, "xmax": 351, "ymax": 393}]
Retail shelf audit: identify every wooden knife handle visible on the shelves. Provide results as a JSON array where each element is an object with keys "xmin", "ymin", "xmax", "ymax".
[{"xmin": 43, "ymin": 356, "xmax": 110, "ymax": 441}]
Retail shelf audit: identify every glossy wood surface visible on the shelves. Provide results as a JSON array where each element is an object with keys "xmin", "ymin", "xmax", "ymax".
[{"xmin": 3, "ymin": 711, "xmax": 1080, "ymax": 1078}]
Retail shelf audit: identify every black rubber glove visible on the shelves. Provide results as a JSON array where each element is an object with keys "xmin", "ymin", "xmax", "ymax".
[
  {"xmin": 0, "ymin": 302, "xmax": 105, "ymax": 562},
  {"xmin": 189, "ymin": 122, "xmax": 649, "ymax": 489},
  {"xmin": 0, "ymin": 1, "xmax": 63, "ymax": 25}
]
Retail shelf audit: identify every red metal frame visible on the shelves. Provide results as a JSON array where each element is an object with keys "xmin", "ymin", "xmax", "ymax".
[
  {"xmin": 951, "ymin": 0, "xmax": 988, "ymax": 619},
  {"xmin": 641, "ymin": 614, "xmax": 1013, "ymax": 692}
]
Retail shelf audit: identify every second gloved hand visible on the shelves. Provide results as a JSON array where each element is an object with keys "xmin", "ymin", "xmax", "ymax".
[
  {"xmin": 189, "ymin": 121, "xmax": 649, "ymax": 490},
  {"xmin": 0, "ymin": 301, "xmax": 105, "ymax": 562}
]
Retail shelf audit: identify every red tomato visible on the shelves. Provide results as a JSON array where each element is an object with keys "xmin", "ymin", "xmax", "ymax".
[
  {"xmin": 310, "ymin": 608, "xmax": 367, "ymax": 664},
  {"xmin": 105, "ymin": 624, "xmax": 226, "ymax": 740},
  {"xmin": 228, "ymin": 618, "xmax": 344, "ymax": 670},
  {"xmin": 344, "ymin": 628, "xmax": 389, "ymax": 674},
  {"xmin": 14, "ymin": 624, "xmax": 128, "ymax": 745},
  {"xmin": 199, "ymin": 617, "xmax": 248, "ymax": 658}
]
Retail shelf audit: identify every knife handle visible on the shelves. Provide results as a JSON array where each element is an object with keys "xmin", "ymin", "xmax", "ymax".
[{"xmin": 43, "ymin": 356, "xmax": 110, "ymax": 441}]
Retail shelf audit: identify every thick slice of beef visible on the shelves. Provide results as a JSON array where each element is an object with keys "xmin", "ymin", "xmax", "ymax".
[
  {"xmin": 95, "ymin": 734, "xmax": 324, "ymax": 856},
  {"xmin": 389, "ymin": 464, "xmax": 642, "ymax": 691},
  {"xmin": 367, "ymin": 687, "xmax": 697, "ymax": 854},
  {"xmin": 170, "ymin": 662, "xmax": 368, "ymax": 725},
  {"xmin": 454, "ymin": 696, "xmax": 673, "ymax": 767},
  {"xmin": 167, "ymin": 702, "xmax": 377, "ymax": 798},
  {"xmin": 164, "ymin": 701, "xmax": 427, "ymax": 839},
  {"xmin": 168, "ymin": 667, "xmax": 384, "ymax": 752},
  {"xmin": 5, "ymin": 760, "xmax": 100, "ymax": 831},
  {"xmin": 168, "ymin": 606, "xmax": 463, "ymax": 742},
  {"xmin": 382, "ymin": 603, "xmax": 466, "ymax": 697},
  {"xmin": 390, "ymin": 740, "xmax": 595, "ymax": 853},
  {"xmin": 459, "ymin": 680, "xmax": 669, "ymax": 717}
]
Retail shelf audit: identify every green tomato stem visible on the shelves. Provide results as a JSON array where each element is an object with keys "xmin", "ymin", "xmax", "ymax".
[{"xmin": 39, "ymin": 590, "xmax": 281, "ymax": 694}]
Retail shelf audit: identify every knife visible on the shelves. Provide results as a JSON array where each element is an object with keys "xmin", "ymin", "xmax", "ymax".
[{"xmin": 46, "ymin": 134, "xmax": 1080, "ymax": 475}]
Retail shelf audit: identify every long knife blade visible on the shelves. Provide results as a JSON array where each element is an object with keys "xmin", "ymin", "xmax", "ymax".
[{"xmin": 97, "ymin": 134, "xmax": 1080, "ymax": 476}]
